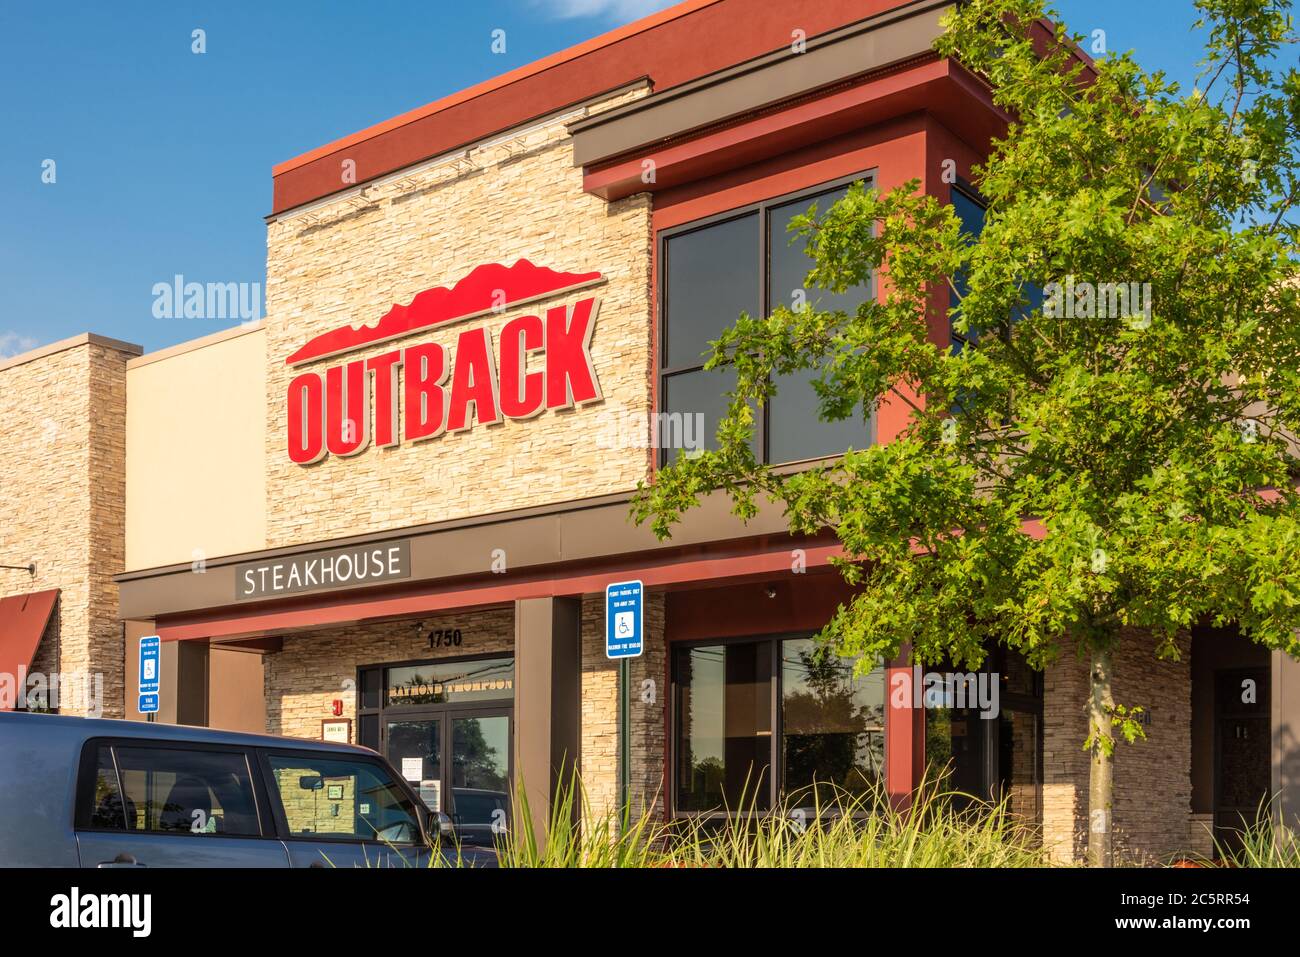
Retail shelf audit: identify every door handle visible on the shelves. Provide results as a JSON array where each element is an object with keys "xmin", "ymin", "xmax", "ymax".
[{"xmin": 97, "ymin": 852, "xmax": 146, "ymax": 868}]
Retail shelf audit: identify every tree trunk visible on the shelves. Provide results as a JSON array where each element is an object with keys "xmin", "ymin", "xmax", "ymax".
[{"xmin": 1087, "ymin": 645, "xmax": 1115, "ymax": 867}]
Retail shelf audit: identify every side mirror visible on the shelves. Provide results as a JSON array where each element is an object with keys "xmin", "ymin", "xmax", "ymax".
[
  {"xmin": 299, "ymin": 775, "xmax": 324, "ymax": 791},
  {"xmin": 437, "ymin": 811, "xmax": 455, "ymax": 841},
  {"xmin": 422, "ymin": 807, "xmax": 454, "ymax": 845}
]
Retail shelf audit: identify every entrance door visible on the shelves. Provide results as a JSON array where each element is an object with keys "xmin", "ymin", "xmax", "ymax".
[
  {"xmin": 385, "ymin": 716, "xmax": 444, "ymax": 817},
  {"xmin": 1214, "ymin": 667, "xmax": 1271, "ymax": 854},
  {"xmin": 383, "ymin": 708, "xmax": 512, "ymax": 847},
  {"xmin": 448, "ymin": 711, "xmax": 512, "ymax": 846}
]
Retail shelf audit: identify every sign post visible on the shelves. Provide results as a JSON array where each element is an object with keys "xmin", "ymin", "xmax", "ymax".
[
  {"xmin": 138, "ymin": 635, "xmax": 160, "ymax": 720},
  {"xmin": 605, "ymin": 581, "xmax": 643, "ymax": 814}
]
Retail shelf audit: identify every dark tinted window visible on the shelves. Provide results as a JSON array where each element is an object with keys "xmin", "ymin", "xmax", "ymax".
[
  {"xmin": 767, "ymin": 188, "xmax": 872, "ymax": 463},
  {"xmin": 660, "ymin": 180, "xmax": 874, "ymax": 467},
  {"xmin": 82, "ymin": 746, "xmax": 130, "ymax": 830},
  {"xmin": 358, "ymin": 713, "xmax": 380, "ymax": 751},
  {"xmin": 664, "ymin": 213, "xmax": 760, "ymax": 369},
  {"xmin": 767, "ymin": 366, "xmax": 869, "ymax": 463},
  {"xmin": 768, "ymin": 187, "xmax": 867, "ymax": 317},
  {"xmin": 675, "ymin": 641, "xmax": 773, "ymax": 812},
  {"xmin": 951, "ymin": 187, "xmax": 986, "ymax": 238},
  {"xmin": 661, "ymin": 365, "xmax": 758, "ymax": 458},
  {"xmin": 114, "ymin": 746, "xmax": 261, "ymax": 836},
  {"xmin": 780, "ymin": 638, "xmax": 885, "ymax": 804},
  {"xmin": 673, "ymin": 637, "xmax": 886, "ymax": 816},
  {"xmin": 452, "ymin": 790, "xmax": 508, "ymax": 824},
  {"xmin": 359, "ymin": 667, "xmax": 382, "ymax": 710},
  {"xmin": 950, "ymin": 187, "xmax": 986, "ymax": 355}
]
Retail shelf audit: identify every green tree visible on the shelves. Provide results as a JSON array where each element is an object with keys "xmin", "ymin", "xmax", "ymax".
[{"xmin": 632, "ymin": 0, "xmax": 1300, "ymax": 866}]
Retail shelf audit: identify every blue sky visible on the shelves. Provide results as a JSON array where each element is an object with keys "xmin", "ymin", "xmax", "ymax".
[{"xmin": 0, "ymin": 0, "xmax": 1207, "ymax": 356}]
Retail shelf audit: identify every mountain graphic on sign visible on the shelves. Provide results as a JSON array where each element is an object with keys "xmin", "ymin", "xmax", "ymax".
[{"xmin": 286, "ymin": 259, "xmax": 604, "ymax": 366}]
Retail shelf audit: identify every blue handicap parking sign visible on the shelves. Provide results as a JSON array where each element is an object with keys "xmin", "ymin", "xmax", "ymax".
[
  {"xmin": 605, "ymin": 580, "xmax": 643, "ymax": 660},
  {"xmin": 138, "ymin": 636, "xmax": 161, "ymax": 714}
]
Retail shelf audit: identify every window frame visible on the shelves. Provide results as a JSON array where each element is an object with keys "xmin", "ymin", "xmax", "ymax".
[
  {"xmin": 657, "ymin": 170, "xmax": 878, "ymax": 468},
  {"xmin": 668, "ymin": 630, "xmax": 888, "ymax": 819},
  {"xmin": 73, "ymin": 738, "xmax": 275, "ymax": 841},
  {"xmin": 357, "ymin": 652, "xmax": 517, "ymax": 718}
]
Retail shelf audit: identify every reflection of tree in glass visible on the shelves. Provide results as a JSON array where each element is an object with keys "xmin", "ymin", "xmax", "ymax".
[
  {"xmin": 387, "ymin": 721, "xmax": 440, "ymax": 779},
  {"xmin": 388, "ymin": 659, "xmax": 515, "ymax": 706},
  {"xmin": 782, "ymin": 643, "xmax": 882, "ymax": 804},
  {"xmin": 689, "ymin": 756, "xmax": 725, "ymax": 805},
  {"xmin": 452, "ymin": 720, "xmax": 508, "ymax": 792},
  {"xmin": 925, "ymin": 707, "xmax": 955, "ymax": 786}
]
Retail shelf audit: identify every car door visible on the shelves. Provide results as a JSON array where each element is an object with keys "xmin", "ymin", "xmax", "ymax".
[
  {"xmin": 259, "ymin": 749, "xmax": 434, "ymax": 868},
  {"xmin": 74, "ymin": 741, "xmax": 290, "ymax": 868}
]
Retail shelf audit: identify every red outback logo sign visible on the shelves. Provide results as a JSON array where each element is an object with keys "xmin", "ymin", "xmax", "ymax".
[{"xmin": 286, "ymin": 260, "xmax": 606, "ymax": 465}]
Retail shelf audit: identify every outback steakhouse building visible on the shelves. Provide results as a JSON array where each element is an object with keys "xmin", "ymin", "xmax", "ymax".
[{"xmin": 3, "ymin": 0, "xmax": 1300, "ymax": 865}]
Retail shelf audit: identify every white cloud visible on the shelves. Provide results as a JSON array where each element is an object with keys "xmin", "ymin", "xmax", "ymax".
[
  {"xmin": 532, "ymin": 0, "xmax": 679, "ymax": 22},
  {"xmin": 0, "ymin": 332, "xmax": 37, "ymax": 359}
]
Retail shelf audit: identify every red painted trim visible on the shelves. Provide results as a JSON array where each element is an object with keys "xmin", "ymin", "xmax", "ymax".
[
  {"xmin": 585, "ymin": 57, "xmax": 949, "ymax": 201},
  {"xmin": 651, "ymin": 114, "xmax": 924, "ymax": 231},
  {"xmin": 886, "ymin": 654, "xmax": 927, "ymax": 808},
  {"xmin": 155, "ymin": 542, "xmax": 846, "ymax": 642},
  {"xmin": 665, "ymin": 574, "xmax": 858, "ymax": 642}
]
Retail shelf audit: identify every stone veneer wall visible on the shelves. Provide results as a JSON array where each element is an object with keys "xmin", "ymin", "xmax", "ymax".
[
  {"xmin": 264, "ymin": 607, "xmax": 515, "ymax": 739},
  {"xmin": 0, "ymin": 339, "xmax": 133, "ymax": 717},
  {"xmin": 580, "ymin": 592, "xmax": 667, "ymax": 818},
  {"xmin": 262, "ymin": 86, "xmax": 653, "ymax": 549},
  {"xmin": 1042, "ymin": 629, "xmax": 1192, "ymax": 864}
]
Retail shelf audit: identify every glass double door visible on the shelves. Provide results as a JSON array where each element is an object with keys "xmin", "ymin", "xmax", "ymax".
[{"xmin": 383, "ymin": 707, "xmax": 512, "ymax": 846}]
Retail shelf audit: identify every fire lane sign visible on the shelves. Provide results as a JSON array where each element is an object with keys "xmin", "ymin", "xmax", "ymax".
[
  {"xmin": 138, "ymin": 635, "xmax": 160, "ymax": 715},
  {"xmin": 605, "ymin": 580, "xmax": 643, "ymax": 660}
]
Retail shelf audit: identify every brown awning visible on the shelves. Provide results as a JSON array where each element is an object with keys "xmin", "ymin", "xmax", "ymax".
[{"xmin": 0, "ymin": 589, "xmax": 59, "ymax": 705}]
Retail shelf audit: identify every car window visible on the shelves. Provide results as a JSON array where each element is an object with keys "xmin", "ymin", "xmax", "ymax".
[
  {"xmin": 453, "ymin": 790, "xmax": 507, "ymax": 825},
  {"xmin": 105, "ymin": 746, "xmax": 261, "ymax": 836},
  {"xmin": 266, "ymin": 753, "xmax": 421, "ymax": 845},
  {"xmin": 83, "ymin": 746, "xmax": 131, "ymax": 829}
]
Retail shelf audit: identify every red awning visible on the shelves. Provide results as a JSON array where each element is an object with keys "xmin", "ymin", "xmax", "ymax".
[{"xmin": 0, "ymin": 589, "xmax": 59, "ymax": 706}]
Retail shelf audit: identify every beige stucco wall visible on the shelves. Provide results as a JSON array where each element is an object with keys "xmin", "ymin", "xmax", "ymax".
[
  {"xmin": 125, "ymin": 324, "xmax": 267, "ymax": 571},
  {"xmin": 263, "ymin": 88, "xmax": 653, "ymax": 549},
  {"xmin": 0, "ymin": 335, "xmax": 136, "ymax": 717}
]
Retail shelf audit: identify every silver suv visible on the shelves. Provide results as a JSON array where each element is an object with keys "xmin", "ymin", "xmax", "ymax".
[{"xmin": 0, "ymin": 711, "xmax": 496, "ymax": 867}]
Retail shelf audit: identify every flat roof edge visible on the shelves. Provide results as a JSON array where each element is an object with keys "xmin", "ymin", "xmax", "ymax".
[
  {"xmin": 127, "ymin": 321, "xmax": 265, "ymax": 371},
  {"xmin": 0, "ymin": 333, "xmax": 143, "ymax": 375},
  {"xmin": 266, "ymin": 78, "xmax": 652, "ymax": 222},
  {"xmin": 568, "ymin": 0, "xmax": 953, "ymax": 137}
]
